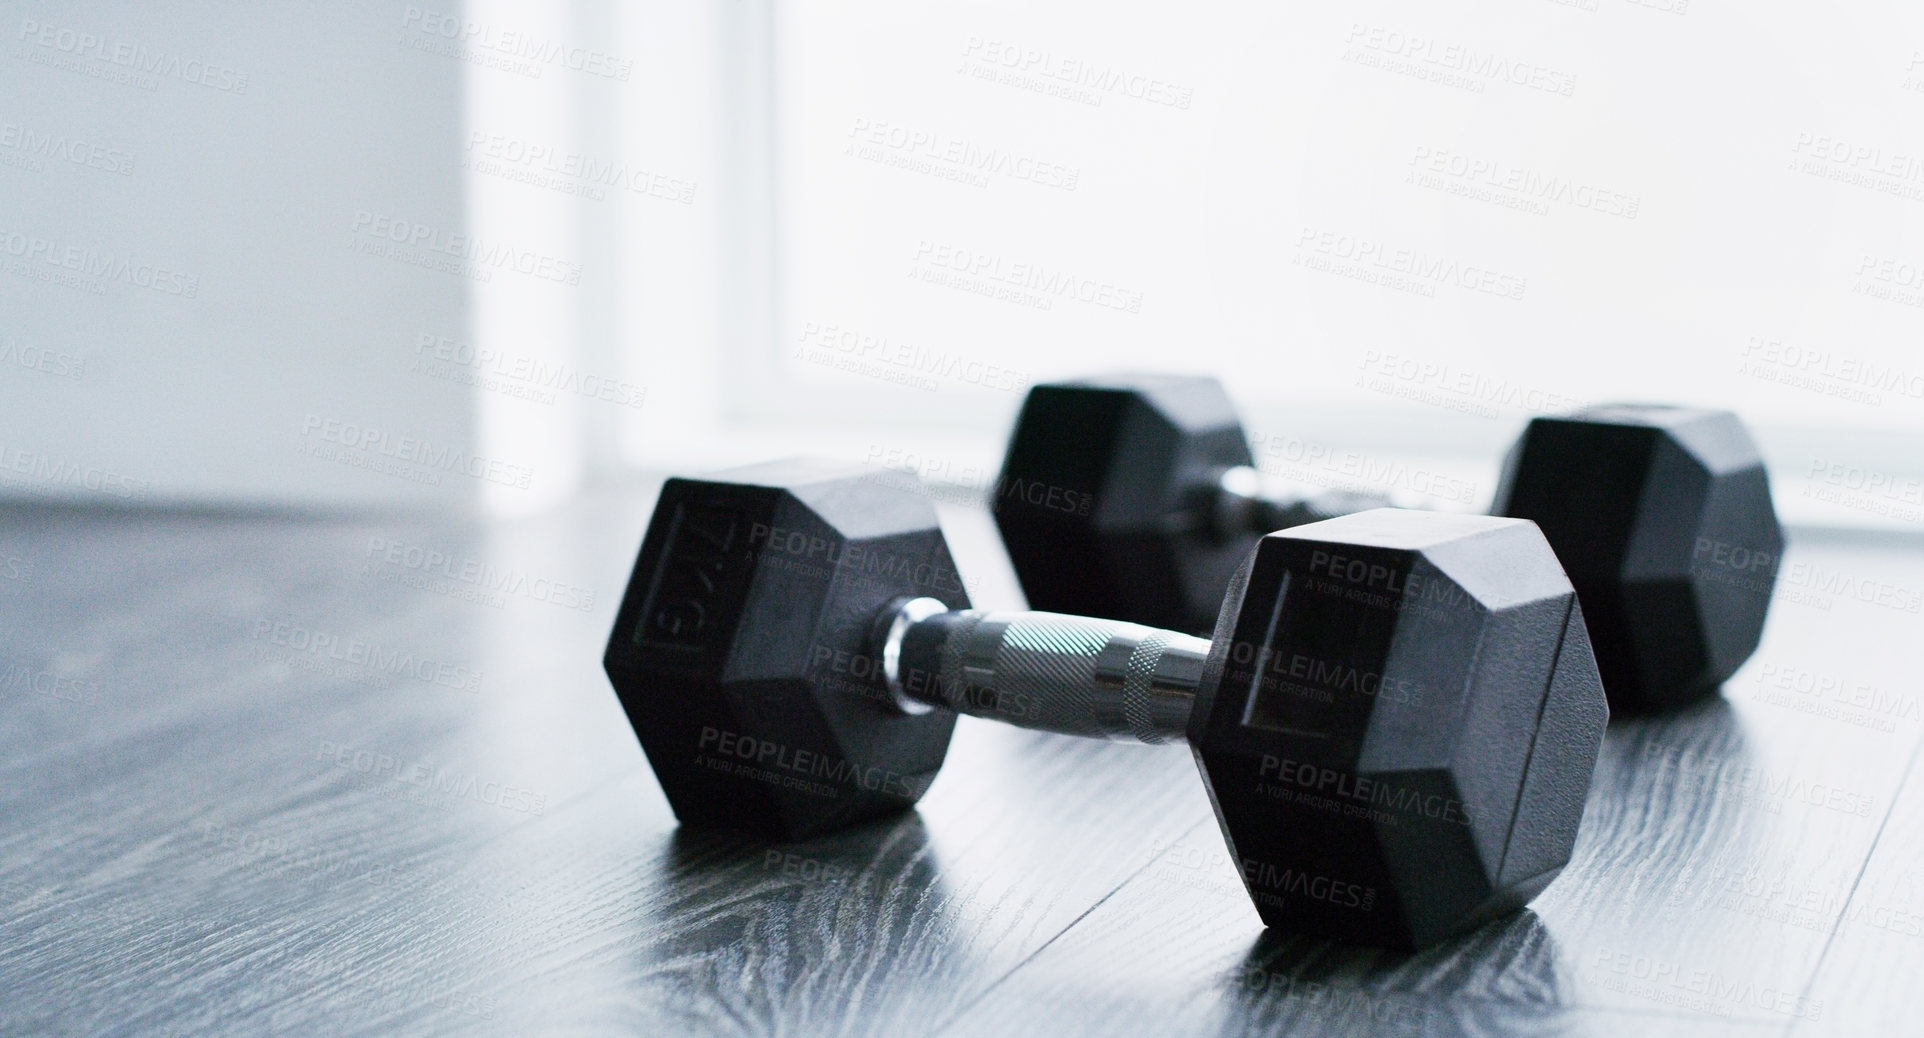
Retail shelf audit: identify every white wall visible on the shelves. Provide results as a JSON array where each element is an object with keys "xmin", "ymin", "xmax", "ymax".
[
  {"xmin": 1, "ymin": 1, "xmax": 482, "ymax": 510},
  {"xmin": 0, "ymin": 0, "xmax": 720, "ymax": 515}
]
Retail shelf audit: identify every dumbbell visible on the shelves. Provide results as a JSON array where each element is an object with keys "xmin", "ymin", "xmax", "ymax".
[
  {"xmin": 991, "ymin": 374, "xmax": 1785, "ymax": 713},
  {"xmin": 603, "ymin": 458, "xmax": 1608, "ymax": 948}
]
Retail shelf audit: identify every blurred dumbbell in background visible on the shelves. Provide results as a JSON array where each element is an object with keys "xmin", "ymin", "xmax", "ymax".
[{"xmin": 992, "ymin": 374, "xmax": 1785, "ymax": 712}]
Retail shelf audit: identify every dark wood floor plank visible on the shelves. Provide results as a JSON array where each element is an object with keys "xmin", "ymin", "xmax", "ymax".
[
  {"xmin": 1789, "ymin": 735, "xmax": 1924, "ymax": 1036},
  {"xmin": 349, "ymin": 731, "xmax": 1202, "ymax": 1038}
]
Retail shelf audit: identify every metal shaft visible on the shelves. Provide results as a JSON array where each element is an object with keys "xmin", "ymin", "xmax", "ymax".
[
  {"xmin": 876, "ymin": 598, "xmax": 1210, "ymax": 744},
  {"xmin": 1213, "ymin": 465, "xmax": 1388, "ymax": 538}
]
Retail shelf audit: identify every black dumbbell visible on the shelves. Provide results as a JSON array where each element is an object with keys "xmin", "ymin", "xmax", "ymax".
[
  {"xmin": 604, "ymin": 459, "xmax": 1608, "ymax": 948},
  {"xmin": 991, "ymin": 374, "xmax": 1785, "ymax": 713}
]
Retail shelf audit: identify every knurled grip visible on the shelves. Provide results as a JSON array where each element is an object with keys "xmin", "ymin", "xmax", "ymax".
[{"xmin": 889, "ymin": 605, "xmax": 1210, "ymax": 744}]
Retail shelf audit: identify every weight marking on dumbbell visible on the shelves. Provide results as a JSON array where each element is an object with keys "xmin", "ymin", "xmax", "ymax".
[{"xmin": 634, "ymin": 502, "xmax": 747, "ymax": 655}]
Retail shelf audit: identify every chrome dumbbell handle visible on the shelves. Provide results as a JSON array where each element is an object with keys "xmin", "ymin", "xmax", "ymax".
[{"xmin": 876, "ymin": 598, "xmax": 1210, "ymax": 744}]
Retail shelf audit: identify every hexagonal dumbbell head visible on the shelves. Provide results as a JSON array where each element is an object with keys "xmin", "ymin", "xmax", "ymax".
[
  {"xmin": 1492, "ymin": 406, "xmax": 1783, "ymax": 713},
  {"xmin": 993, "ymin": 375, "xmax": 1254, "ymax": 633},
  {"xmin": 1188, "ymin": 510, "xmax": 1608, "ymax": 949},
  {"xmin": 602, "ymin": 460, "xmax": 971, "ymax": 840}
]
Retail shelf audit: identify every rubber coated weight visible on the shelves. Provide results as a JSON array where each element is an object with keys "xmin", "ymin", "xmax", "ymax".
[
  {"xmin": 1190, "ymin": 511, "xmax": 1607, "ymax": 946},
  {"xmin": 602, "ymin": 459, "xmax": 970, "ymax": 839},
  {"xmin": 994, "ymin": 375, "xmax": 1256, "ymax": 633},
  {"xmin": 1491, "ymin": 405, "xmax": 1783, "ymax": 712}
]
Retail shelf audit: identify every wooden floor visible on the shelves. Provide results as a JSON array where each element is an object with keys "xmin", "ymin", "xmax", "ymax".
[{"xmin": 1, "ymin": 478, "xmax": 1920, "ymax": 1037}]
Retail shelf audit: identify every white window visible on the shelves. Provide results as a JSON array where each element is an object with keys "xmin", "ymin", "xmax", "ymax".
[{"xmin": 643, "ymin": 0, "xmax": 1924, "ymax": 530}]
